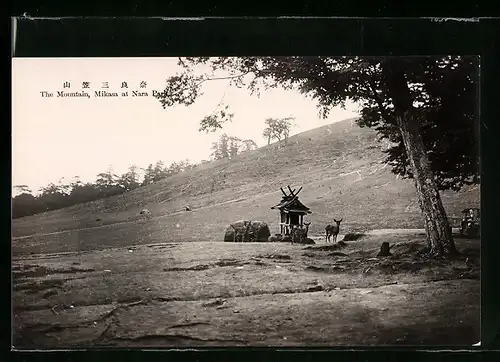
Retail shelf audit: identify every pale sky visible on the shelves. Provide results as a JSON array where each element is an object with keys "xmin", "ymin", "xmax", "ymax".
[{"xmin": 12, "ymin": 57, "xmax": 360, "ymax": 194}]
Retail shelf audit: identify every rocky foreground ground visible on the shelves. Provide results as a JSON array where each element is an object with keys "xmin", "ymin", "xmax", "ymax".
[{"xmin": 12, "ymin": 232, "xmax": 480, "ymax": 348}]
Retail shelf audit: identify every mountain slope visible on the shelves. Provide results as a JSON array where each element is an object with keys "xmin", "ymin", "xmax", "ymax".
[{"xmin": 11, "ymin": 118, "xmax": 480, "ymax": 253}]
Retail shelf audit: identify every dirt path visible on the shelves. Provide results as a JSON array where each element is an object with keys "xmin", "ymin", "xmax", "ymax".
[{"xmin": 13, "ymin": 236, "xmax": 480, "ymax": 348}]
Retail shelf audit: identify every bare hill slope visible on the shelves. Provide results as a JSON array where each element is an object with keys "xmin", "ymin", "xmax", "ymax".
[{"xmin": 12, "ymin": 118, "xmax": 479, "ymax": 254}]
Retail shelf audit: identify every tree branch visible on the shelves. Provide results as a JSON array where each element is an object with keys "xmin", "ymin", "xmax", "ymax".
[
  {"xmin": 198, "ymin": 72, "xmax": 254, "ymax": 85},
  {"xmin": 366, "ymin": 79, "xmax": 395, "ymax": 124}
]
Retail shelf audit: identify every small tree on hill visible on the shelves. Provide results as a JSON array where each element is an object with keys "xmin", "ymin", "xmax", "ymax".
[
  {"xmin": 241, "ymin": 139, "xmax": 258, "ymax": 153},
  {"xmin": 142, "ymin": 161, "xmax": 170, "ymax": 185},
  {"xmin": 12, "ymin": 185, "xmax": 40, "ymax": 218},
  {"xmin": 95, "ymin": 167, "xmax": 124, "ymax": 197},
  {"xmin": 56, "ymin": 177, "xmax": 72, "ymax": 195},
  {"xmin": 228, "ymin": 136, "xmax": 243, "ymax": 158},
  {"xmin": 210, "ymin": 134, "xmax": 257, "ymax": 160},
  {"xmin": 12, "ymin": 192, "xmax": 41, "ymax": 218},
  {"xmin": 142, "ymin": 164, "xmax": 155, "ymax": 186},
  {"xmin": 118, "ymin": 165, "xmax": 141, "ymax": 192},
  {"xmin": 13, "ymin": 185, "xmax": 32, "ymax": 196},
  {"xmin": 37, "ymin": 183, "xmax": 69, "ymax": 210},
  {"xmin": 168, "ymin": 159, "xmax": 195, "ymax": 174},
  {"xmin": 96, "ymin": 168, "xmax": 119, "ymax": 189},
  {"xmin": 67, "ymin": 180, "xmax": 100, "ymax": 205},
  {"xmin": 262, "ymin": 116, "xmax": 295, "ymax": 145},
  {"xmin": 210, "ymin": 133, "xmax": 230, "ymax": 160},
  {"xmin": 153, "ymin": 161, "xmax": 169, "ymax": 181},
  {"xmin": 263, "ymin": 127, "xmax": 273, "ymax": 145}
]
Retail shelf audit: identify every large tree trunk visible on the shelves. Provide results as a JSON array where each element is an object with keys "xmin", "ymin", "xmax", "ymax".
[
  {"xmin": 396, "ymin": 111, "xmax": 458, "ymax": 256},
  {"xmin": 382, "ymin": 61, "xmax": 458, "ymax": 257}
]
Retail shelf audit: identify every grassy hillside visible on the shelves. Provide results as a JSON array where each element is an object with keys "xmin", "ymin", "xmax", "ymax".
[{"xmin": 11, "ymin": 118, "xmax": 480, "ymax": 254}]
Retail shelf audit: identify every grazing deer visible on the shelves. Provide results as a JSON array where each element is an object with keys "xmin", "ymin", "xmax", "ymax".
[
  {"xmin": 229, "ymin": 224, "xmax": 239, "ymax": 242},
  {"xmin": 302, "ymin": 222, "xmax": 316, "ymax": 244},
  {"xmin": 291, "ymin": 222, "xmax": 311, "ymax": 244},
  {"xmin": 303, "ymin": 221, "xmax": 315, "ymax": 244},
  {"xmin": 230, "ymin": 223, "xmax": 249, "ymax": 243},
  {"xmin": 291, "ymin": 225, "xmax": 304, "ymax": 244},
  {"xmin": 242, "ymin": 221, "xmax": 252, "ymax": 243},
  {"xmin": 303, "ymin": 222, "xmax": 311, "ymax": 238},
  {"xmin": 325, "ymin": 219, "xmax": 343, "ymax": 243}
]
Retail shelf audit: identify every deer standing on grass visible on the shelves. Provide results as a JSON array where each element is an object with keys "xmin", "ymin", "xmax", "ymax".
[
  {"xmin": 325, "ymin": 219, "xmax": 343, "ymax": 243},
  {"xmin": 302, "ymin": 222, "xmax": 315, "ymax": 244},
  {"xmin": 291, "ymin": 222, "xmax": 311, "ymax": 244},
  {"xmin": 304, "ymin": 222, "xmax": 311, "ymax": 237}
]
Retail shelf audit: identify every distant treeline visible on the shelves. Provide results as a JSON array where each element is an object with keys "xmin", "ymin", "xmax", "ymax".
[
  {"xmin": 11, "ymin": 160, "xmax": 198, "ymax": 219},
  {"xmin": 12, "ymin": 134, "xmax": 259, "ymax": 219}
]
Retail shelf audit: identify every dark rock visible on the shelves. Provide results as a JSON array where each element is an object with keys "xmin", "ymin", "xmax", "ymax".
[
  {"xmin": 224, "ymin": 220, "xmax": 271, "ymax": 242},
  {"xmin": 307, "ymin": 285, "xmax": 324, "ymax": 292},
  {"xmin": 305, "ymin": 265, "xmax": 327, "ymax": 272},
  {"xmin": 342, "ymin": 233, "xmax": 365, "ymax": 241},
  {"xmin": 377, "ymin": 242, "xmax": 391, "ymax": 257},
  {"xmin": 302, "ymin": 238, "xmax": 316, "ymax": 245},
  {"xmin": 203, "ymin": 299, "xmax": 226, "ymax": 307}
]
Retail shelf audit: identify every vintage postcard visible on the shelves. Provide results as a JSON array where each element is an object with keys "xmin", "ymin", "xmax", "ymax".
[{"xmin": 12, "ymin": 56, "xmax": 480, "ymax": 349}]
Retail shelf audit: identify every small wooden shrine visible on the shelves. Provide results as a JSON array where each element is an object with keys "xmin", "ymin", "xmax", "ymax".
[{"xmin": 271, "ymin": 185, "xmax": 311, "ymax": 235}]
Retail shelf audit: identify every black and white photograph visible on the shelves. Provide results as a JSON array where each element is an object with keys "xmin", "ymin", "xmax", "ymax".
[{"xmin": 12, "ymin": 55, "xmax": 480, "ymax": 348}]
